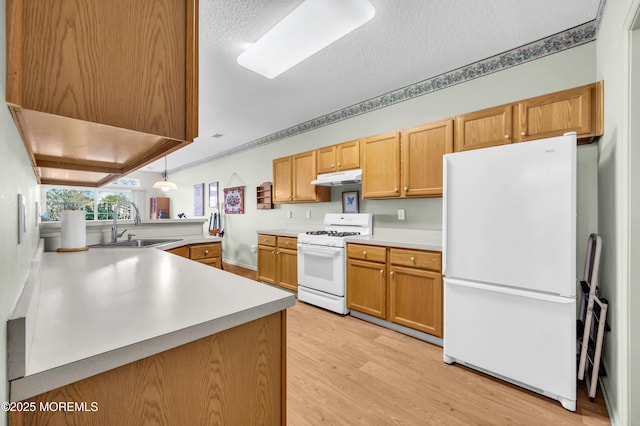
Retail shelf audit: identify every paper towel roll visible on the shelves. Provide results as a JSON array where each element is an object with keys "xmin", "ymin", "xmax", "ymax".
[{"xmin": 61, "ymin": 210, "xmax": 87, "ymax": 249}]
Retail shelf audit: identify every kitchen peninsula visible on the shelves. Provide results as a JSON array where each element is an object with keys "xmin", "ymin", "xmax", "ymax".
[{"xmin": 8, "ymin": 241, "xmax": 294, "ymax": 424}]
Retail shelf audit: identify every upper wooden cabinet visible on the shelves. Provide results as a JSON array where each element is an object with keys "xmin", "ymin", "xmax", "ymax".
[
  {"xmin": 454, "ymin": 105, "xmax": 513, "ymax": 152},
  {"xmin": 401, "ymin": 119, "xmax": 453, "ymax": 197},
  {"xmin": 361, "ymin": 132, "xmax": 401, "ymax": 199},
  {"xmin": 317, "ymin": 139, "xmax": 361, "ymax": 174},
  {"xmin": 272, "ymin": 156, "xmax": 293, "ymax": 203},
  {"xmin": 455, "ymin": 82, "xmax": 604, "ymax": 152},
  {"xmin": 515, "ymin": 81, "xmax": 604, "ymax": 142},
  {"xmin": 272, "ymin": 152, "xmax": 330, "ymax": 204},
  {"xmin": 6, "ymin": 0, "xmax": 198, "ymax": 187}
]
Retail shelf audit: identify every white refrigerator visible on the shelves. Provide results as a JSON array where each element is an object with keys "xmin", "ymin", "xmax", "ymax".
[{"xmin": 442, "ymin": 134, "xmax": 577, "ymax": 411}]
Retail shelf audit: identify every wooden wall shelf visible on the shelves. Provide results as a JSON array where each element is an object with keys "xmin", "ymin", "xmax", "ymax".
[{"xmin": 257, "ymin": 182, "xmax": 274, "ymax": 210}]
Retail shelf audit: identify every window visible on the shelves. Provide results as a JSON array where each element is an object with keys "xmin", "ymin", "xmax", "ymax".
[{"xmin": 42, "ymin": 187, "xmax": 135, "ymax": 222}]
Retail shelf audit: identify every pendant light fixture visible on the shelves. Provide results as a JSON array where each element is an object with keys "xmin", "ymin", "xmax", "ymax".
[{"xmin": 153, "ymin": 156, "xmax": 178, "ymax": 192}]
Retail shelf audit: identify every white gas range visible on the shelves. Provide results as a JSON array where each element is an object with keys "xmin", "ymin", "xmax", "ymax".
[{"xmin": 297, "ymin": 213, "xmax": 372, "ymax": 314}]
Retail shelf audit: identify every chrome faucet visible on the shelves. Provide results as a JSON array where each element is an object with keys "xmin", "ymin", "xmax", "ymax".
[{"xmin": 111, "ymin": 201, "xmax": 142, "ymax": 243}]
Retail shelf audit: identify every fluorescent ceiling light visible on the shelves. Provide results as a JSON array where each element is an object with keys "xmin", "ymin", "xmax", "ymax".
[{"xmin": 237, "ymin": 0, "xmax": 375, "ymax": 79}]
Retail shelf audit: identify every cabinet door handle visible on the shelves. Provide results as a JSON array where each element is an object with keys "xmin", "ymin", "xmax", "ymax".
[
  {"xmin": 390, "ymin": 271, "xmax": 395, "ymax": 276},
  {"xmin": 331, "ymin": 164, "xmax": 334, "ymax": 168},
  {"xmin": 504, "ymin": 134, "xmax": 510, "ymax": 139},
  {"xmin": 404, "ymin": 186, "xmax": 408, "ymax": 191},
  {"xmin": 337, "ymin": 162, "xmax": 341, "ymax": 167},
  {"xmin": 380, "ymin": 269, "xmax": 384, "ymax": 274},
  {"xmin": 272, "ymin": 251, "xmax": 275, "ymax": 254},
  {"xmin": 520, "ymin": 131, "xmax": 526, "ymax": 136},
  {"xmin": 394, "ymin": 188, "xmax": 398, "ymax": 192}
]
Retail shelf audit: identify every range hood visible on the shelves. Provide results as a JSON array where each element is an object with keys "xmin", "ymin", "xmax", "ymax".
[{"xmin": 311, "ymin": 169, "xmax": 362, "ymax": 186}]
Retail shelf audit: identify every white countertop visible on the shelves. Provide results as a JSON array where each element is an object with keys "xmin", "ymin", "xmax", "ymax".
[
  {"xmin": 346, "ymin": 228, "xmax": 443, "ymax": 251},
  {"xmin": 10, "ymin": 243, "xmax": 294, "ymax": 401}
]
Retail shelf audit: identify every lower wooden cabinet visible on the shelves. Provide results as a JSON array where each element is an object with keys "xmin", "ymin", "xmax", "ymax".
[
  {"xmin": 389, "ymin": 265, "xmax": 442, "ymax": 337},
  {"xmin": 347, "ymin": 258, "xmax": 387, "ymax": 319},
  {"xmin": 347, "ymin": 243, "xmax": 443, "ymax": 337},
  {"xmin": 165, "ymin": 242, "xmax": 222, "ymax": 269},
  {"xmin": 257, "ymin": 234, "xmax": 298, "ymax": 291}
]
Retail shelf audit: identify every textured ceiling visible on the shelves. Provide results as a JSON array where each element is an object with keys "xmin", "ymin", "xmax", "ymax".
[{"xmin": 143, "ymin": 0, "xmax": 602, "ymax": 173}]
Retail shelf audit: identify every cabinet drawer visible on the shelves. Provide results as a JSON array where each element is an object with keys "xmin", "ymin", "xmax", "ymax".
[
  {"xmin": 389, "ymin": 248, "xmax": 441, "ymax": 272},
  {"xmin": 277, "ymin": 236, "xmax": 297, "ymax": 249},
  {"xmin": 347, "ymin": 244, "xmax": 386, "ymax": 263},
  {"xmin": 190, "ymin": 243, "xmax": 221, "ymax": 260},
  {"xmin": 165, "ymin": 245, "xmax": 189, "ymax": 258},
  {"xmin": 198, "ymin": 257, "xmax": 221, "ymax": 269},
  {"xmin": 258, "ymin": 234, "xmax": 277, "ymax": 247}
]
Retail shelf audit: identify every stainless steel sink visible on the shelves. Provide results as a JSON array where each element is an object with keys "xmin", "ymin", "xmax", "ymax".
[{"xmin": 90, "ymin": 238, "xmax": 183, "ymax": 248}]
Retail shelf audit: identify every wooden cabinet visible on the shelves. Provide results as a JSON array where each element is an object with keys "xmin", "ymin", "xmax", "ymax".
[
  {"xmin": 347, "ymin": 258, "xmax": 387, "ymax": 319},
  {"xmin": 166, "ymin": 245, "xmax": 189, "ymax": 258},
  {"xmin": 455, "ymin": 82, "xmax": 604, "ymax": 152},
  {"xmin": 257, "ymin": 234, "xmax": 298, "ymax": 291},
  {"xmin": 361, "ymin": 132, "xmax": 401, "ymax": 199},
  {"xmin": 272, "ymin": 153, "xmax": 330, "ymax": 204},
  {"xmin": 347, "ymin": 243, "xmax": 443, "ymax": 337},
  {"xmin": 515, "ymin": 81, "xmax": 604, "ymax": 142},
  {"xmin": 389, "ymin": 248, "xmax": 442, "ymax": 337},
  {"xmin": 455, "ymin": 105, "xmax": 513, "ymax": 152},
  {"xmin": 273, "ymin": 156, "xmax": 293, "ymax": 203},
  {"xmin": 317, "ymin": 139, "xmax": 360, "ymax": 174},
  {"xmin": 401, "ymin": 119, "xmax": 453, "ymax": 197},
  {"xmin": 6, "ymin": 0, "xmax": 198, "ymax": 187},
  {"xmin": 166, "ymin": 242, "xmax": 222, "ymax": 269},
  {"xmin": 150, "ymin": 197, "xmax": 170, "ymax": 220},
  {"xmin": 190, "ymin": 242, "xmax": 222, "ymax": 269},
  {"xmin": 293, "ymin": 151, "xmax": 319, "ymax": 201}
]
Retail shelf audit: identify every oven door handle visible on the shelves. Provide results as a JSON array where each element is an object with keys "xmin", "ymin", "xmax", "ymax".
[{"xmin": 297, "ymin": 244, "xmax": 343, "ymax": 257}]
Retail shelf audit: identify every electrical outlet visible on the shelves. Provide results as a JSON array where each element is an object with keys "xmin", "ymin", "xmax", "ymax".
[
  {"xmin": 397, "ymin": 209, "xmax": 406, "ymax": 221},
  {"xmin": 287, "ymin": 210, "xmax": 292, "ymax": 219},
  {"xmin": 305, "ymin": 210, "xmax": 311, "ymax": 219}
]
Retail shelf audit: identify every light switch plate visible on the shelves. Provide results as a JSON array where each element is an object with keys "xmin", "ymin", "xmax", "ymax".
[
  {"xmin": 305, "ymin": 210, "xmax": 311, "ymax": 219},
  {"xmin": 287, "ymin": 210, "xmax": 292, "ymax": 219},
  {"xmin": 18, "ymin": 194, "xmax": 26, "ymax": 244}
]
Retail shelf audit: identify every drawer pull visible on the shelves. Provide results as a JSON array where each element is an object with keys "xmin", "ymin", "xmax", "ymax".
[
  {"xmin": 204, "ymin": 250, "xmax": 209, "ymax": 255},
  {"xmin": 410, "ymin": 256, "xmax": 415, "ymax": 262},
  {"xmin": 363, "ymin": 251, "xmax": 367, "ymax": 256}
]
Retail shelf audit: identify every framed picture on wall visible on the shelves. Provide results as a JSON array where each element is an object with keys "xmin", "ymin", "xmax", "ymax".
[
  {"xmin": 209, "ymin": 182, "xmax": 219, "ymax": 209},
  {"xmin": 224, "ymin": 186, "xmax": 245, "ymax": 214},
  {"xmin": 194, "ymin": 183, "xmax": 204, "ymax": 216},
  {"xmin": 342, "ymin": 191, "xmax": 359, "ymax": 214}
]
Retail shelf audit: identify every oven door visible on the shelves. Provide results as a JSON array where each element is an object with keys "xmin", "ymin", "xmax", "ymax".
[{"xmin": 297, "ymin": 243, "xmax": 345, "ymax": 296}]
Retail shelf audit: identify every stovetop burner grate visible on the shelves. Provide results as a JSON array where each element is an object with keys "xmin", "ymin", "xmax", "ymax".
[{"xmin": 305, "ymin": 230, "xmax": 361, "ymax": 237}]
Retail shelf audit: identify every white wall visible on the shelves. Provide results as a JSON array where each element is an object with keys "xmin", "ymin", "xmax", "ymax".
[
  {"xmin": 170, "ymin": 43, "xmax": 597, "ymax": 270},
  {"xmin": 596, "ymin": 0, "xmax": 638, "ymax": 424},
  {"xmin": 0, "ymin": 0, "xmax": 41, "ymax": 423}
]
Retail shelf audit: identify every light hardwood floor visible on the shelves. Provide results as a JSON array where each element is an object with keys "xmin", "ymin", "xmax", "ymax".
[
  {"xmin": 287, "ymin": 300, "xmax": 610, "ymax": 425},
  {"xmin": 223, "ymin": 264, "xmax": 610, "ymax": 425}
]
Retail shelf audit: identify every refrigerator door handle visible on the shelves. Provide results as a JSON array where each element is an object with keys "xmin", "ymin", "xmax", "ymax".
[
  {"xmin": 442, "ymin": 157, "xmax": 449, "ymax": 275},
  {"xmin": 446, "ymin": 278, "xmax": 574, "ymax": 303}
]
